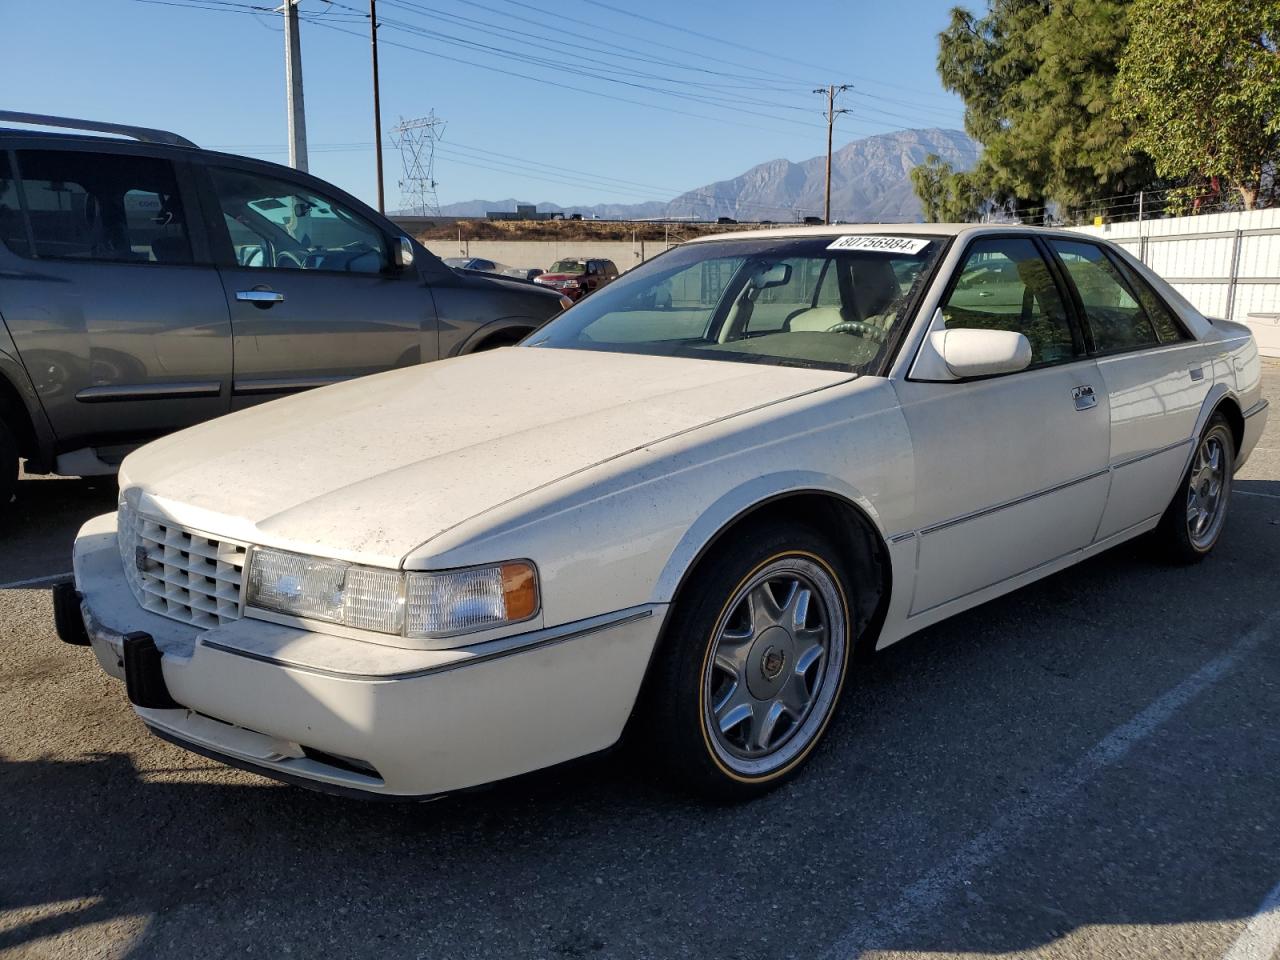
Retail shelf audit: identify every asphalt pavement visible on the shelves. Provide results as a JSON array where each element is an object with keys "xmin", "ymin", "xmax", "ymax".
[{"xmin": 2, "ymin": 363, "xmax": 1279, "ymax": 960}]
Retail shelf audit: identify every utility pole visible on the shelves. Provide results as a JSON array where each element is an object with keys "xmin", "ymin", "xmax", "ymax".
[
  {"xmin": 369, "ymin": 0, "xmax": 385, "ymax": 213},
  {"xmin": 813, "ymin": 84, "xmax": 850, "ymax": 224},
  {"xmin": 281, "ymin": 0, "xmax": 308, "ymax": 172}
]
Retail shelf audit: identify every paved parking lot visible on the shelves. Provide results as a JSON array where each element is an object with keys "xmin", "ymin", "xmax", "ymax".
[{"xmin": 2, "ymin": 363, "xmax": 1279, "ymax": 960}]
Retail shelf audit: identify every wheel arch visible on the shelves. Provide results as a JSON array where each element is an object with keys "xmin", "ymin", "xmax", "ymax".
[
  {"xmin": 652, "ymin": 475, "xmax": 895, "ymax": 661},
  {"xmin": 0, "ymin": 352, "xmax": 51, "ymax": 469},
  {"xmin": 1210, "ymin": 394, "xmax": 1244, "ymax": 454},
  {"xmin": 453, "ymin": 317, "xmax": 540, "ymax": 355}
]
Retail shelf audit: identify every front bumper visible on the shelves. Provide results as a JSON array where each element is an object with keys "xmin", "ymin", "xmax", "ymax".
[{"xmin": 72, "ymin": 512, "xmax": 665, "ymax": 799}]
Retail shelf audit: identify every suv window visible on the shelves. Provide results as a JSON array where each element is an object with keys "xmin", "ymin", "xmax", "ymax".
[
  {"xmin": 1050, "ymin": 240, "xmax": 1159, "ymax": 352},
  {"xmin": 942, "ymin": 237, "xmax": 1079, "ymax": 366},
  {"xmin": 8, "ymin": 150, "xmax": 192, "ymax": 264},
  {"xmin": 209, "ymin": 166, "xmax": 387, "ymax": 274},
  {"xmin": 0, "ymin": 153, "xmax": 29, "ymax": 257}
]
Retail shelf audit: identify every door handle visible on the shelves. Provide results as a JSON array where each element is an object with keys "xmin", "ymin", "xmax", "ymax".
[
  {"xmin": 1072, "ymin": 384, "xmax": 1098, "ymax": 411},
  {"xmin": 236, "ymin": 289, "xmax": 285, "ymax": 304}
]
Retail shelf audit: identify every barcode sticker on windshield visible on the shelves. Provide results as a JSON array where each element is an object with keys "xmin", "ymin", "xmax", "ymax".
[{"xmin": 826, "ymin": 235, "xmax": 931, "ymax": 255}]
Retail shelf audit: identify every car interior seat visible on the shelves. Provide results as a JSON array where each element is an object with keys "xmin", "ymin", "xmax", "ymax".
[{"xmin": 787, "ymin": 259, "xmax": 900, "ymax": 336}]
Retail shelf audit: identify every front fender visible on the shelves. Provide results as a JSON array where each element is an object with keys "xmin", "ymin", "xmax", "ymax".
[{"xmin": 650, "ymin": 471, "xmax": 885, "ymax": 604}]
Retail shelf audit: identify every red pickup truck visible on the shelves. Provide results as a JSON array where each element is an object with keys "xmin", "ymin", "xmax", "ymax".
[{"xmin": 533, "ymin": 257, "xmax": 620, "ymax": 301}]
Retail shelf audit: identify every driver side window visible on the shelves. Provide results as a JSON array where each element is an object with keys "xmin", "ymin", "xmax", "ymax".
[
  {"xmin": 209, "ymin": 167, "xmax": 388, "ymax": 274},
  {"xmin": 942, "ymin": 238, "xmax": 1080, "ymax": 367}
]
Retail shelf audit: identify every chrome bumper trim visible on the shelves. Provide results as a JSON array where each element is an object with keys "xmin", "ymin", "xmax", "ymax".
[{"xmin": 199, "ymin": 606, "xmax": 657, "ymax": 682}]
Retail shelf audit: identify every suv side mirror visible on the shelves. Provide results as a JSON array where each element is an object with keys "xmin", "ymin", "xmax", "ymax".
[{"xmin": 394, "ymin": 236, "xmax": 415, "ymax": 270}]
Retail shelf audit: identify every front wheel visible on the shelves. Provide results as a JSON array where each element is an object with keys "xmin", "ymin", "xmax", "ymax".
[
  {"xmin": 1154, "ymin": 414, "xmax": 1234, "ymax": 563},
  {"xmin": 643, "ymin": 521, "xmax": 853, "ymax": 799}
]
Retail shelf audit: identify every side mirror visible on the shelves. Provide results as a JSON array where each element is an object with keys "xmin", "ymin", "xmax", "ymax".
[
  {"xmin": 914, "ymin": 320, "xmax": 1032, "ymax": 380},
  {"xmin": 394, "ymin": 236, "xmax": 415, "ymax": 270}
]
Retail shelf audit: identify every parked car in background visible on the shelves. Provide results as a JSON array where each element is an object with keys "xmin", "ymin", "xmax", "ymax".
[
  {"xmin": 63, "ymin": 224, "xmax": 1266, "ymax": 802},
  {"xmin": 442, "ymin": 256, "xmax": 513, "ymax": 276},
  {"xmin": 0, "ymin": 112, "xmax": 569, "ymax": 503},
  {"xmin": 534, "ymin": 257, "xmax": 620, "ymax": 301},
  {"xmin": 503, "ymin": 266, "xmax": 544, "ymax": 281}
]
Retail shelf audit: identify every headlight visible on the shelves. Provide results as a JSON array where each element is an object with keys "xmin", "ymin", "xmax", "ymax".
[{"xmin": 245, "ymin": 547, "xmax": 538, "ymax": 640}]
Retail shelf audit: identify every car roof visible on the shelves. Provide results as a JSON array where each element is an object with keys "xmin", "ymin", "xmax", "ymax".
[{"xmin": 686, "ymin": 223, "xmax": 1075, "ymax": 244}]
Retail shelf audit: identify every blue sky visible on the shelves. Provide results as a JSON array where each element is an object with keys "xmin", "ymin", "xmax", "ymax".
[{"xmin": 2, "ymin": 0, "xmax": 968, "ymax": 210}]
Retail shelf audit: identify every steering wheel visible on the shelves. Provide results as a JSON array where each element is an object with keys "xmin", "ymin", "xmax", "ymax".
[
  {"xmin": 275, "ymin": 249, "xmax": 306, "ymax": 269},
  {"xmin": 825, "ymin": 319, "xmax": 888, "ymax": 342}
]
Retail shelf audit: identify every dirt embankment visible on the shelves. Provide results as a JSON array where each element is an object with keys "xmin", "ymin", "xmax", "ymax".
[{"xmin": 404, "ymin": 218, "xmax": 774, "ymax": 242}]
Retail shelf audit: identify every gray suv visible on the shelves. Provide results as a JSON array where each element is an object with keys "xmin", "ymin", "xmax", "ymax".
[{"xmin": 0, "ymin": 113, "xmax": 568, "ymax": 503}]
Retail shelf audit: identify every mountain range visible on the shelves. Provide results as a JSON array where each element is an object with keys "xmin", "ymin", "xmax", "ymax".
[{"xmin": 434, "ymin": 128, "xmax": 980, "ymax": 223}]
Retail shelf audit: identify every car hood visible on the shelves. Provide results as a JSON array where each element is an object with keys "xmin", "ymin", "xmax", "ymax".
[
  {"xmin": 535, "ymin": 273, "xmax": 581, "ymax": 282},
  {"xmin": 123, "ymin": 348, "xmax": 850, "ymax": 567}
]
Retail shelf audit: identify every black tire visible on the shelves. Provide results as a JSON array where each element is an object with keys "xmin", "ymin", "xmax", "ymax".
[
  {"xmin": 473, "ymin": 329, "xmax": 530, "ymax": 352},
  {"xmin": 0, "ymin": 417, "xmax": 17, "ymax": 506},
  {"xmin": 642, "ymin": 519, "xmax": 854, "ymax": 800},
  {"xmin": 1153, "ymin": 413, "xmax": 1234, "ymax": 564}
]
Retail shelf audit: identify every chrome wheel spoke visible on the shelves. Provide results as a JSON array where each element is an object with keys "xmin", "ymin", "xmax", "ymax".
[
  {"xmin": 713, "ymin": 630, "xmax": 754, "ymax": 679},
  {"xmin": 716, "ymin": 682, "xmax": 754, "ymax": 734},
  {"xmin": 779, "ymin": 671, "xmax": 812, "ymax": 716},
  {"xmin": 754, "ymin": 701, "xmax": 786, "ymax": 751},
  {"xmin": 748, "ymin": 582, "xmax": 786, "ymax": 627}
]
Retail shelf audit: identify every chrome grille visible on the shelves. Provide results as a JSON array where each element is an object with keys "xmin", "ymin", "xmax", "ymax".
[{"xmin": 119, "ymin": 506, "xmax": 247, "ymax": 628}]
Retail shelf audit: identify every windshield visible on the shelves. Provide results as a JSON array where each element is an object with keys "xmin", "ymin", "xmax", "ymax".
[
  {"xmin": 549, "ymin": 259, "xmax": 587, "ymax": 275},
  {"xmin": 526, "ymin": 235, "xmax": 943, "ymax": 372}
]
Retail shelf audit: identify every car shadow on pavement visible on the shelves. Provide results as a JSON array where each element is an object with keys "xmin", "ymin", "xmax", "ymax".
[
  {"xmin": 3, "ymin": 490, "xmax": 1279, "ymax": 958},
  {"xmin": 0, "ymin": 475, "xmax": 116, "ymax": 585}
]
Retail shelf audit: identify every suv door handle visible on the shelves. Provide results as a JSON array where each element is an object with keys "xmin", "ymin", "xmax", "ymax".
[
  {"xmin": 236, "ymin": 289, "xmax": 285, "ymax": 304},
  {"xmin": 1072, "ymin": 384, "xmax": 1098, "ymax": 411}
]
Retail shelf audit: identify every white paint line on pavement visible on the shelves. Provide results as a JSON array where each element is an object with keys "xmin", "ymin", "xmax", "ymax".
[
  {"xmin": 1236, "ymin": 490, "xmax": 1280, "ymax": 501},
  {"xmin": 1222, "ymin": 877, "xmax": 1280, "ymax": 960},
  {"xmin": 0, "ymin": 571, "xmax": 72, "ymax": 590},
  {"xmin": 822, "ymin": 612, "xmax": 1280, "ymax": 960}
]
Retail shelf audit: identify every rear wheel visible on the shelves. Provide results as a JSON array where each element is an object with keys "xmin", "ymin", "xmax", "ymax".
[
  {"xmin": 1154, "ymin": 414, "xmax": 1234, "ymax": 563},
  {"xmin": 643, "ymin": 520, "xmax": 853, "ymax": 799},
  {"xmin": 0, "ymin": 417, "xmax": 17, "ymax": 506}
]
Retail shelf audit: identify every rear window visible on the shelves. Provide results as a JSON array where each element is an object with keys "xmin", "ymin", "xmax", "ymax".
[{"xmin": 7, "ymin": 150, "xmax": 193, "ymax": 265}]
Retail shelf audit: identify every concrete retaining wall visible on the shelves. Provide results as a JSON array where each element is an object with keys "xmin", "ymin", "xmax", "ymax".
[{"xmin": 419, "ymin": 239, "xmax": 674, "ymax": 273}]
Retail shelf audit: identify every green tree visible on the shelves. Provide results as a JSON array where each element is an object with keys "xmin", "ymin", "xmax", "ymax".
[
  {"xmin": 937, "ymin": 0, "xmax": 1156, "ymax": 213},
  {"xmin": 1116, "ymin": 0, "xmax": 1280, "ymax": 209},
  {"xmin": 910, "ymin": 154, "xmax": 984, "ymax": 221}
]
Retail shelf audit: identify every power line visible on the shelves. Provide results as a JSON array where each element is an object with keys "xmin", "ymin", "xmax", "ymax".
[{"xmin": 321, "ymin": 0, "xmax": 825, "ymax": 127}]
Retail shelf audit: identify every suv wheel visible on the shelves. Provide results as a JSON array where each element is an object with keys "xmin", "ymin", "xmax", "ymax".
[{"xmin": 0, "ymin": 417, "xmax": 18, "ymax": 506}]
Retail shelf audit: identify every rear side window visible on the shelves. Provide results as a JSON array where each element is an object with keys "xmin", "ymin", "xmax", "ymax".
[
  {"xmin": 1113, "ymin": 257, "xmax": 1192, "ymax": 343},
  {"xmin": 11, "ymin": 150, "xmax": 193, "ymax": 264},
  {"xmin": 0, "ymin": 153, "xmax": 31, "ymax": 256},
  {"xmin": 1050, "ymin": 240, "xmax": 1158, "ymax": 352},
  {"xmin": 942, "ymin": 237, "xmax": 1080, "ymax": 367}
]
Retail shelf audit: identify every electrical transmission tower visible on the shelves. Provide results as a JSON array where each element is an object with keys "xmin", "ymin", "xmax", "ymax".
[{"xmin": 391, "ymin": 113, "xmax": 446, "ymax": 216}]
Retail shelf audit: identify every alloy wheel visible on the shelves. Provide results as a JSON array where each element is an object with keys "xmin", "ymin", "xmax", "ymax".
[{"xmin": 702, "ymin": 556, "xmax": 847, "ymax": 777}]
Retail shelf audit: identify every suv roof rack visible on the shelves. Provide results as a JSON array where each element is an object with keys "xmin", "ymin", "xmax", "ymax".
[{"xmin": 0, "ymin": 111, "xmax": 198, "ymax": 149}]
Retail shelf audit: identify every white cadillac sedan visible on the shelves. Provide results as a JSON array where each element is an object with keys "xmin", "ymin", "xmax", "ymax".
[{"xmin": 60, "ymin": 224, "xmax": 1268, "ymax": 801}]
